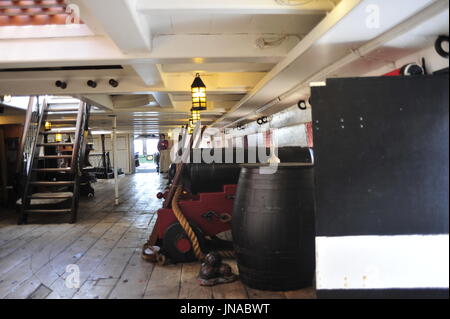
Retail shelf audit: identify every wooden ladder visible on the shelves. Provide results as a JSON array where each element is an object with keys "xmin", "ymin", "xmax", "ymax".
[{"xmin": 17, "ymin": 97, "xmax": 90, "ymax": 224}]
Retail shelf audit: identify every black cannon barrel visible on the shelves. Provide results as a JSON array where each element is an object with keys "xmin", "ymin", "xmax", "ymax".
[
  {"xmin": 169, "ymin": 147, "xmax": 313, "ymax": 193},
  {"xmin": 181, "ymin": 147, "xmax": 312, "ymax": 164},
  {"xmin": 182, "ymin": 163, "xmax": 242, "ymax": 194},
  {"xmin": 232, "ymin": 164, "xmax": 315, "ymax": 291}
]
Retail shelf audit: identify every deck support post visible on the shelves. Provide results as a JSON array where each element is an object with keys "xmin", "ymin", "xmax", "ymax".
[{"xmin": 111, "ymin": 115, "xmax": 119, "ymax": 205}]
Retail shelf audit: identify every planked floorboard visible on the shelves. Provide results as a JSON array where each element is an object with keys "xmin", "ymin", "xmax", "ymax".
[
  {"xmin": 179, "ymin": 262, "xmax": 213, "ymax": 299},
  {"xmin": 143, "ymin": 264, "xmax": 183, "ymax": 299},
  {"xmin": 0, "ymin": 172, "xmax": 316, "ymax": 299}
]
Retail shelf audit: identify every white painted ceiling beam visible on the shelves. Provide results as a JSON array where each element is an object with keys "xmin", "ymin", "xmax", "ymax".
[
  {"xmin": 77, "ymin": 0, "xmax": 151, "ymax": 54},
  {"xmin": 152, "ymin": 92, "xmax": 174, "ymax": 108},
  {"xmin": 0, "ymin": 78, "xmax": 251, "ymax": 96},
  {"xmin": 0, "ymin": 72, "xmax": 264, "ymax": 95},
  {"xmin": 0, "ymin": 36, "xmax": 135, "ymax": 68},
  {"xmin": 0, "ymin": 34, "xmax": 296, "ymax": 68},
  {"xmin": 171, "ymin": 100, "xmax": 236, "ymax": 112},
  {"xmin": 131, "ymin": 63, "xmax": 163, "ymax": 86},
  {"xmin": 0, "ymin": 24, "xmax": 94, "ymax": 40},
  {"xmin": 95, "ymin": 108, "xmax": 225, "ymax": 115},
  {"xmin": 137, "ymin": 0, "xmax": 335, "ymax": 15},
  {"xmin": 213, "ymin": 0, "xmax": 445, "ymax": 128},
  {"xmin": 80, "ymin": 94, "xmax": 114, "ymax": 110}
]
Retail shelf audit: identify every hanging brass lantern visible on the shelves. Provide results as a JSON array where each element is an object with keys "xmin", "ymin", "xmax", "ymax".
[{"xmin": 191, "ymin": 73, "xmax": 207, "ymax": 111}]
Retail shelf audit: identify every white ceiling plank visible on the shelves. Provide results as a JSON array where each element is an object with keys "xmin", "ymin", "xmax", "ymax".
[
  {"xmin": 137, "ymin": 0, "xmax": 335, "ymax": 15},
  {"xmin": 213, "ymin": 0, "xmax": 363, "ymax": 126},
  {"xmin": 170, "ymin": 15, "xmax": 213, "ymax": 34},
  {"xmin": 148, "ymin": 13, "xmax": 324, "ymax": 36},
  {"xmin": 213, "ymin": 0, "xmax": 444, "ymax": 127},
  {"xmin": 210, "ymin": 15, "xmax": 252, "ymax": 34},
  {"xmin": 151, "ymin": 34, "xmax": 299, "ymax": 61},
  {"xmin": 161, "ymin": 62, "xmax": 275, "ymax": 73}
]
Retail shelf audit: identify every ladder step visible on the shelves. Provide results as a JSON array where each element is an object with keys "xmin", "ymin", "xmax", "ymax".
[
  {"xmin": 28, "ymin": 192, "xmax": 73, "ymax": 199},
  {"xmin": 24, "ymin": 209, "xmax": 72, "ymax": 214},
  {"xmin": 30, "ymin": 181, "xmax": 75, "ymax": 186},
  {"xmin": 37, "ymin": 143, "xmax": 74, "ymax": 147},
  {"xmin": 40, "ymin": 130, "xmax": 77, "ymax": 135},
  {"xmin": 47, "ymin": 119, "xmax": 77, "ymax": 123},
  {"xmin": 33, "ymin": 168, "xmax": 72, "ymax": 172},
  {"xmin": 46, "ymin": 108, "xmax": 80, "ymax": 113},
  {"xmin": 37, "ymin": 155, "xmax": 72, "ymax": 159}
]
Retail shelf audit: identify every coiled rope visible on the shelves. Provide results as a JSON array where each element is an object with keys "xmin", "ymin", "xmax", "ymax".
[{"xmin": 172, "ymin": 186, "xmax": 235, "ymax": 260}]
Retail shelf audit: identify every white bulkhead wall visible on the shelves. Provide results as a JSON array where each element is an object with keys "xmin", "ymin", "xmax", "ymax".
[
  {"xmin": 90, "ymin": 134, "xmax": 134, "ymax": 174},
  {"xmin": 226, "ymin": 103, "xmax": 312, "ymax": 148},
  {"xmin": 225, "ymin": 42, "xmax": 449, "ymax": 149}
]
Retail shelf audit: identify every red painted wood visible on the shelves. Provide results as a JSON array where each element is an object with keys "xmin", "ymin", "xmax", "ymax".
[{"xmin": 156, "ymin": 184, "xmax": 237, "ymax": 239}]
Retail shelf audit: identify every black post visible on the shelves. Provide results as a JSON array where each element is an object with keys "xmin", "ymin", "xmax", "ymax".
[{"xmin": 101, "ymin": 134, "xmax": 108, "ymax": 178}]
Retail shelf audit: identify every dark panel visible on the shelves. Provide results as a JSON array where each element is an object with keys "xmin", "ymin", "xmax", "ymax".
[
  {"xmin": 317, "ymin": 288, "xmax": 449, "ymax": 299},
  {"xmin": 0, "ymin": 65, "xmax": 123, "ymax": 72},
  {"xmin": 311, "ymin": 75, "xmax": 449, "ymax": 236}
]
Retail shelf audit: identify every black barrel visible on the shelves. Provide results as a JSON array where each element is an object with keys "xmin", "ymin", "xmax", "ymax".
[{"xmin": 232, "ymin": 164, "xmax": 315, "ymax": 291}]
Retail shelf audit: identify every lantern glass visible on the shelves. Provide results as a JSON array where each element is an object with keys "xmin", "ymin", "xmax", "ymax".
[
  {"xmin": 191, "ymin": 109, "xmax": 201, "ymax": 123},
  {"xmin": 44, "ymin": 121, "xmax": 52, "ymax": 131},
  {"xmin": 191, "ymin": 73, "xmax": 207, "ymax": 111}
]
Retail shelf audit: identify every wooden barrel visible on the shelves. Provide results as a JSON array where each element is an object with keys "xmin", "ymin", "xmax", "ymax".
[{"xmin": 232, "ymin": 164, "xmax": 315, "ymax": 291}]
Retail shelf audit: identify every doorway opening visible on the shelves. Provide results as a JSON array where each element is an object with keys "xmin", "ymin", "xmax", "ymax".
[{"xmin": 134, "ymin": 136, "xmax": 158, "ymax": 173}]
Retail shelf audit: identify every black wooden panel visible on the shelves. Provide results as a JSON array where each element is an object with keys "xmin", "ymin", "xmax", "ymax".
[
  {"xmin": 311, "ymin": 75, "xmax": 449, "ymax": 236},
  {"xmin": 317, "ymin": 288, "xmax": 449, "ymax": 299}
]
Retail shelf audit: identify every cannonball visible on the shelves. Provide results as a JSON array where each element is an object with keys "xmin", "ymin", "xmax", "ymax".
[
  {"xmin": 199, "ymin": 263, "xmax": 217, "ymax": 280},
  {"xmin": 204, "ymin": 251, "xmax": 222, "ymax": 268},
  {"xmin": 219, "ymin": 263, "xmax": 233, "ymax": 277}
]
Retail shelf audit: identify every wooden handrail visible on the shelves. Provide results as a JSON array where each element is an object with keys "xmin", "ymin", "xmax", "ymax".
[
  {"xmin": 16, "ymin": 96, "xmax": 36, "ymax": 174},
  {"xmin": 24, "ymin": 99, "xmax": 48, "ymax": 176},
  {"xmin": 17, "ymin": 98, "xmax": 48, "ymax": 219},
  {"xmin": 76, "ymin": 104, "xmax": 90, "ymax": 174},
  {"xmin": 71, "ymin": 102, "xmax": 86, "ymax": 172}
]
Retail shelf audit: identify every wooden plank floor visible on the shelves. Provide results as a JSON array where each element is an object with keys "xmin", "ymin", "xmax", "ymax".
[{"xmin": 0, "ymin": 172, "xmax": 316, "ymax": 299}]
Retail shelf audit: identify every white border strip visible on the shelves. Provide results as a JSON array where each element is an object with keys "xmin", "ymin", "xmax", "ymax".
[
  {"xmin": 316, "ymin": 235, "xmax": 449, "ymax": 290},
  {"xmin": 0, "ymin": 24, "xmax": 93, "ymax": 40}
]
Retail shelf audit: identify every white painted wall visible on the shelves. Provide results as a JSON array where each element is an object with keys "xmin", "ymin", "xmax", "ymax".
[
  {"xmin": 366, "ymin": 44, "xmax": 449, "ymax": 76},
  {"xmin": 225, "ymin": 41, "xmax": 449, "ymax": 149},
  {"xmin": 90, "ymin": 134, "xmax": 133, "ymax": 174},
  {"xmin": 226, "ymin": 103, "xmax": 312, "ymax": 148}
]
